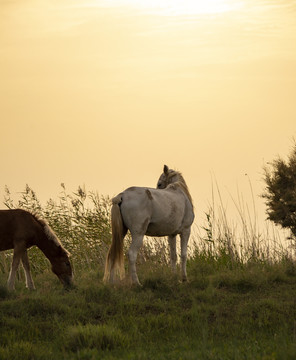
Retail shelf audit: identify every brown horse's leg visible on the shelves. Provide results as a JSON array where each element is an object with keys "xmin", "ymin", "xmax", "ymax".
[
  {"xmin": 7, "ymin": 246, "xmax": 23, "ymax": 290},
  {"xmin": 21, "ymin": 250, "xmax": 35, "ymax": 290}
]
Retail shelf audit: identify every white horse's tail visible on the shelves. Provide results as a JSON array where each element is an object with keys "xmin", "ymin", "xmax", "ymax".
[{"xmin": 103, "ymin": 194, "xmax": 126, "ymax": 283}]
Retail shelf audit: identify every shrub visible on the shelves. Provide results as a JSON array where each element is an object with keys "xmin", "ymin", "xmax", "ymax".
[{"xmin": 262, "ymin": 144, "xmax": 296, "ymax": 240}]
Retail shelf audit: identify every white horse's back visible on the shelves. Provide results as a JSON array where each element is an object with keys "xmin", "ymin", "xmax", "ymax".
[{"xmin": 120, "ymin": 186, "xmax": 192, "ymax": 237}]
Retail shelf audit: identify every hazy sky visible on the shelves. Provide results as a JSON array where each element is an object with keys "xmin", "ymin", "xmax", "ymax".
[{"xmin": 1, "ymin": 0, "xmax": 296, "ymax": 231}]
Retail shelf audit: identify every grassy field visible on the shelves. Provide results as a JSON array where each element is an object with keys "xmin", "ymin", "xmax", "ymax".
[
  {"xmin": 0, "ymin": 185, "xmax": 296, "ymax": 359},
  {"xmin": 0, "ymin": 258, "xmax": 296, "ymax": 360}
]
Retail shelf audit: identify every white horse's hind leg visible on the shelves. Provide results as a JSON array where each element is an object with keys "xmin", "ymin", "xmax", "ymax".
[
  {"xmin": 168, "ymin": 235, "xmax": 177, "ymax": 273},
  {"xmin": 180, "ymin": 229, "xmax": 191, "ymax": 282},
  {"xmin": 128, "ymin": 234, "xmax": 144, "ymax": 286},
  {"xmin": 21, "ymin": 250, "xmax": 35, "ymax": 290},
  {"xmin": 7, "ymin": 246, "xmax": 23, "ymax": 290}
]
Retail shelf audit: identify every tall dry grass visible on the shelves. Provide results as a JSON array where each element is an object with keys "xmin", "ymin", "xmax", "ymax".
[
  {"xmin": 193, "ymin": 179, "xmax": 294, "ymax": 267},
  {"xmin": 0, "ymin": 182, "xmax": 294, "ymax": 280}
]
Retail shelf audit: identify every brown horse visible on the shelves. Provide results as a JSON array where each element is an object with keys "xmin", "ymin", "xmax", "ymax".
[{"xmin": 0, "ymin": 209, "xmax": 73, "ymax": 290}]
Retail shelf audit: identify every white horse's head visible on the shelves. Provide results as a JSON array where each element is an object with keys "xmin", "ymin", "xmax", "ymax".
[{"xmin": 157, "ymin": 165, "xmax": 181, "ymax": 189}]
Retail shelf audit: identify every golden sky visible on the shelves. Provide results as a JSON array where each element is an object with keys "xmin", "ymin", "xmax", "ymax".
[{"xmin": 1, "ymin": 0, "xmax": 296, "ymax": 229}]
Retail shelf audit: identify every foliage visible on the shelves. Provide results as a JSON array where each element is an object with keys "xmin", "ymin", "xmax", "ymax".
[{"xmin": 262, "ymin": 144, "xmax": 296, "ymax": 240}]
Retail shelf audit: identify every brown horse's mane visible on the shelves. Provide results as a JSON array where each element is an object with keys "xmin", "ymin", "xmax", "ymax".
[
  {"xmin": 30, "ymin": 212, "xmax": 68, "ymax": 254},
  {"xmin": 167, "ymin": 170, "xmax": 194, "ymax": 208}
]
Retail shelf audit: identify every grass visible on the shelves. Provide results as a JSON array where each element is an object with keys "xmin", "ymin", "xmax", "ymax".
[
  {"xmin": 0, "ymin": 184, "xmax": 296, "ymax": 359},
  {"xmin": 0, "ymin": 259, "xmax": 295, "ymax": 360}
]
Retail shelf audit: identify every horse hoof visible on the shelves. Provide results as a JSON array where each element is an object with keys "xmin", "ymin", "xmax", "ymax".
[{"xmin": 131, "ymin": 280, "xmax": 142, "ymax": 288}]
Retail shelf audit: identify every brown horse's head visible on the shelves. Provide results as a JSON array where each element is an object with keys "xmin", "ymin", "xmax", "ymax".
[{"xmin": 51, "ymin": 247, "xmax": 73, "ymax": 288}]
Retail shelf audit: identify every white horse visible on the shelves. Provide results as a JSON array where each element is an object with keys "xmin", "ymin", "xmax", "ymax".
[{"xmin": 104, "ymin": 165, "xmax": 194, "ymax": 286}]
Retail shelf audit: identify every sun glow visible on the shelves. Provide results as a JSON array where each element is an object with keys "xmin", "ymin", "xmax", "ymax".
[{"xmin": 110, "ymin": 0, "xmax": 241, "ymax": 15}]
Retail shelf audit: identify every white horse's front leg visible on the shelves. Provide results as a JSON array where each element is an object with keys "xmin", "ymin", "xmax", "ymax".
[
  {"xmin": 21, "ymin": 250, "xmax": 35, "ymax": 290},
  {"xmin": 168, "ymin": 235, "xmax": 177, "ymax": 273},
  {"xmin": 128, "ymin": 235, "xmax": 144, "ymax": 286},
  {"xmin": 7, "ymin": 247, "xmax": 23, "ymax": 290},
  {"xmin": 180, "ymin": 229, "xmax": 191, "ymax": 282}
]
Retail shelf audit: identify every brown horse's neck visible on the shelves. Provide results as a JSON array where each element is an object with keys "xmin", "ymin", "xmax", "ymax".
[
  {"xmin": 32, "ymin": 220, "xmax": 65, "ymax": 263},
  {"xmin": 36, "ymin": 232, "xmax": 61, "ymax": 262}
]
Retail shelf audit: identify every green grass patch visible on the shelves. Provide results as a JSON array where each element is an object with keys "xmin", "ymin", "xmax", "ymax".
[
  {"xmin": 64, "ymin": 323, "xmax": 129, "ymax": 352},
  {"xmin": 1, "ymin": 260, "xmax": 295, "ymax": 359}
]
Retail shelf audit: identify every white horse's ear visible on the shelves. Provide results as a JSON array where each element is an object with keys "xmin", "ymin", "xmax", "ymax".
[{"xmin": 164, "ymin": 165, "xmax": 169, "ymax": 174}]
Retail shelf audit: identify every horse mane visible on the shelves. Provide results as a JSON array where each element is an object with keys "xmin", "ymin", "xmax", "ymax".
[
  {"xmin": 168, "ymin": 170, "xmax": 194, "ymax": 207},
  {"xmin": 30, "ymin": 213, "xmax": 69, "ymax": 254}
]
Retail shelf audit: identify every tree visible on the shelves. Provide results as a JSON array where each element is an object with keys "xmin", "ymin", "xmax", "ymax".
[{"xmin": 262, "ymin": 143, "xmax": 296, "ymax": 238}]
